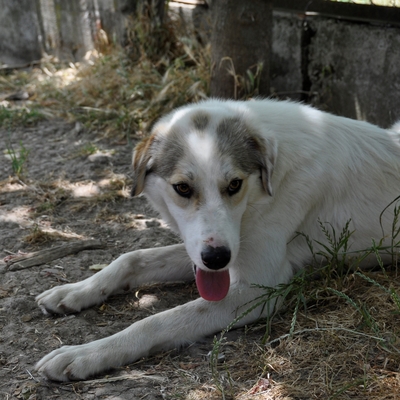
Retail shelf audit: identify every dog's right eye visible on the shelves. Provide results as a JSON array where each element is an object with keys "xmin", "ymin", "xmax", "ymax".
[
  {"xmin": 173, "ymin": 183, "xmax": 192, "ymax": 198},
  {"xmin": 227, "ymin": 179, "xmax": 242, "ymax": 196}
]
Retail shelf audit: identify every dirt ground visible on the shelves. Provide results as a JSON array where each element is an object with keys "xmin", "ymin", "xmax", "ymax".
[
  {"xmin": 1, "ymin": 120, "xmax": 252, "ymax": 399},
  {"xmin": 2, "ymin": 119, "xmax": 400, "ymax": 400}
]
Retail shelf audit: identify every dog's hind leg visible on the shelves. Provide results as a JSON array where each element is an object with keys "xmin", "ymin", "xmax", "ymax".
[{"xmin": 36, "ymin": 244, "xmax": 193, "ymax": 315}]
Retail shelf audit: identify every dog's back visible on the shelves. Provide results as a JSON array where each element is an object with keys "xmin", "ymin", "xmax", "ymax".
[{"xmin": 243, "ymin": 100, "xmax": 400, "ymax": 269}]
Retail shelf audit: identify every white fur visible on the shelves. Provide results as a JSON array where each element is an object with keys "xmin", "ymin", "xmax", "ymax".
[{"xmin": 35, "ymin": 99, "xmax": 400, "ymax": 381}]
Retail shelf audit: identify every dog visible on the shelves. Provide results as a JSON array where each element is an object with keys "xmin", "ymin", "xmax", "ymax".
[{"xmin": 35, "ymin": 99, "xmax": 400, "ymax": 381}]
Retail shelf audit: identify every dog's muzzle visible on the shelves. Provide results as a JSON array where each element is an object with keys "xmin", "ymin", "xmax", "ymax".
[{"xmin": 201, "ymin": 245, "xmax": 231, "ymax": 270}]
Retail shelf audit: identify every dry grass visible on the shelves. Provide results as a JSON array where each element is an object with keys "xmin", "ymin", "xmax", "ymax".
[
  {"xmin": 0, "ymin": 10, "xmax": 210, "ymax": 137},
  {"xmin": 23, "ymin": 225, "xmax": 69, "ymax": 244}
]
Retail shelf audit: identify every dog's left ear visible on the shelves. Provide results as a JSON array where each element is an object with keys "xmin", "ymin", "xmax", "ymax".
[
  {"xmin": 256, "ymin": 136, "xmax": 277, "ymax": 196},
  {"xmin": 131, "ymin": 134, "xmax": 155, "ymax": 196}
]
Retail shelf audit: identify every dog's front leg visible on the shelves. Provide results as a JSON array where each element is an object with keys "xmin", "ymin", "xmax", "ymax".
[
  {"xmin": 35, "ymin": 284, "xmax": 266, "ymax": 381},
  {"xmin": 36, "ymin": 244, "xmax": 193, "ymax": 315}
]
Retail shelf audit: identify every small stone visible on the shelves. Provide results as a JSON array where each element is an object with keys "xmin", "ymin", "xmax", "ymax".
[{"xmin": 21, "ymin": 314, "xmax": 32, "ymax": 322}]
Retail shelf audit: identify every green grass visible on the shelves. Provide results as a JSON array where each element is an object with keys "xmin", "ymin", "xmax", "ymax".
[
  {"xmin": 5, "ymin": 139, "xmax": 30, "ymax": 178},
  {"xmin": 0, "ymin": 107, "xmax": 45, "ymax": 128},
  {"xmin": 76, "ymin": 143, "xmax": 99, "ymax": 157}
]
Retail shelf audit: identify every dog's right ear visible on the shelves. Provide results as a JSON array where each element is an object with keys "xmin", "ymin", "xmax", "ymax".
[
  {"xmin": 259, "ymin": 136, "xmax": 278, "ymax": 196},
  {"xmin": 131, "ymin": 134, "xmax": 155, "ymax": 196},
  {"xmin": 249, "ymin": 135, "xmax": 278, "ymax": 197}
]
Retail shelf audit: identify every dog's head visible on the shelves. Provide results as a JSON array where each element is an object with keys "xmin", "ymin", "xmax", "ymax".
[{"xmin": 131, "ymin": 102, "xmax": 277, "ymax": 301}]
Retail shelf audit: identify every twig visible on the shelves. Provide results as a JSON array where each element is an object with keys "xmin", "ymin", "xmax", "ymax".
[
  {"xmin": 265, "ymin": 327, "xmax": 384, "ymax": 347},
  {"xmin": 5, "ymin": 239, "xmax": 105, "ymax": 271},
  {"xmin": 75, "ymin": 372, "xmax": 167, "ymax": 385},
  {"xmin": 26, "ymin": 369, "xmax": 40, "ymax": 382}
]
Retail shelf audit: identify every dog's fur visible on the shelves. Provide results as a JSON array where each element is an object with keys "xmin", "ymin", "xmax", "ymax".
[{"xmin": 36, "ymin": 99, "xmax": 400, "ymax": 381}]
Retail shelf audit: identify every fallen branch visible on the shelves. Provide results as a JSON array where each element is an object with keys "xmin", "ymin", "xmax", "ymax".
[
  {"xmin": 265, "ymin": 327, "xmax": 385, "ymax": 347},
  {"xmin": 5, "ymin": 240, "xmax": 105, "ymax": 271},
  {"xmin": 76, "ymin": 372, "xmax": 167, "ymax": 385}
]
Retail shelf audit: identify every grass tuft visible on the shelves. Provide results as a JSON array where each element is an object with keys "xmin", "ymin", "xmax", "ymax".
[
  {"xmin": 5, "ymin": 138, "xmax": 29, "ymax": 178},
  {"xmin": 0, "ymin": 107, "xmax": 45, "ymax": 128}
]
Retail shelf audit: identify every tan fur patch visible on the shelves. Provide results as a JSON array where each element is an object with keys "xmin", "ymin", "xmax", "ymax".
[{"xmin": 131, "ymin": 134, "xmax": 156, "ymax": 196}]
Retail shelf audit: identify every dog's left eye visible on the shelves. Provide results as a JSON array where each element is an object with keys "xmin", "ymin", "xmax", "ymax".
[{"xmin": 227, "ymin": 179, "xmax": 242, "ymax": 196}]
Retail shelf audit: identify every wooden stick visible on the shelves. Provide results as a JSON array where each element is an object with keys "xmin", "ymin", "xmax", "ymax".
[{"xmin": 6, "ymin": 240, "xmax": 105, "ymax": 271}]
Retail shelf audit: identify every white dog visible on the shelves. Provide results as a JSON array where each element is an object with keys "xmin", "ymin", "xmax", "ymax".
[{"xmin": 36, "ymin": 99, "xmax": 400, "ymax": 381}]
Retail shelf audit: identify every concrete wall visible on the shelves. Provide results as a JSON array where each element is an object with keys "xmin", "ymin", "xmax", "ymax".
[
  {"xmin": 307, "ymin": 17, "xmax": 400, "ymax": 128},
  {"xmin": 265, "ymin": 10, "xmax": 400, "ymax": 128},
  {"xmin": 0, "ymin": 0, "xmax": 42, "ymax": 66},
  {"xmin": 270, "ymin": 11, "xmax": 303, "ymax": 102},
  {"xmin": 53, "ymin": 0, "xmax": 95, "ymax": 61}
]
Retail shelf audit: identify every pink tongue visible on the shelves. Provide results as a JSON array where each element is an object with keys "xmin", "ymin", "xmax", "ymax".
[{"xmin": 195, "ymin": 268, "xmax": 230, "ymax": 301}]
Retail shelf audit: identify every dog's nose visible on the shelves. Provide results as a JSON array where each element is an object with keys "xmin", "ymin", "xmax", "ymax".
[{"xmin": 201, "ymin": 246, "xmax": 231, "ymax": 270}]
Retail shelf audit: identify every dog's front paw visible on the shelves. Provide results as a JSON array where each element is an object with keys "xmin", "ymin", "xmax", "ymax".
[
  {"xmin": 36, "ymin": 281, "xmax": 104, "ymax": 315},
  {"xmin": 35, "ymin": 344, "xmax": 107, "ymax": 381}
]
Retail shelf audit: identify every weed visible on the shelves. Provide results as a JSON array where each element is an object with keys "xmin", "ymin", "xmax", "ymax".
[
  {"xmin": 245, "ymin": 62, "xmax": 264, "ymax": 98},
  {"xmin": 77, "ymin": 143, "xmax": 98, "ymax": 157},
  {"xmin": 380, "ymin": 194, "xmax": 400, "ymax": 267},
  {"xmin": 210, "ymin": 336, "xmax": 227, "ymax": 398},
  {"xmin": 295, "ymin": 218, "xmax": 355, "ymax": 283},
  {"xmin": 0, "ymin": 107, "xmax": 45, "ymax": 127},
  {"xmin": 31, "ymin": 183, "xmax": 69, "ymax": 216},
  {"xmin": 355, "ymin": 271, "xmax": 400, "ymax": 313},
  {"xmin": 35, "ymin": 201, "xmax": 56, "ymax": 215},
  {"xmin": 327, "ymin": 287, "xmax": 381, "ymax": 335},
  {"xmin": 218, "ymin": 58, "xmax": 265, "ymax": 100},
  {"xmin": 24, "ymin": 224, "xmax": 60, "ymax": 244},
  {"xmin": 5, "ymin": 139, "xmax": 29, "ymax": 178}
]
